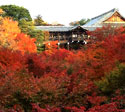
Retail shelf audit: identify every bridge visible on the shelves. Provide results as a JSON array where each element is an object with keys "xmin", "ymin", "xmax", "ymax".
[
  {"xmin": 36, "ymin": 25, "xmax": 90, "ymax": 44},
  {"xmin": 36, "ymin": 26, "xmax": 94, "ymax": 50}
]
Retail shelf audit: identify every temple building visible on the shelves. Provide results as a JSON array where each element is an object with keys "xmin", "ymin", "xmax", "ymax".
[
  {"xmin": 36, "ymin": 26, "xmax": 88, "ymax": 44},
  {"xmin": 35, "ymin": 8, "xmax": 125, "ymax": 49},
  {"xmin": 83, "ymin": 8, "xmax": 125, "ymax": 31}
]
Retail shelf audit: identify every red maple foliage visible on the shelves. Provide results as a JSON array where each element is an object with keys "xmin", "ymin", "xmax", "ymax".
[{"xmin": 0, "ymin": 25, "xmax": 125, "ymax": 111}]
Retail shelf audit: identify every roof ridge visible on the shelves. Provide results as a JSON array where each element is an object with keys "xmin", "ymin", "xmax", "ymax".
[
  {"xmin": 91, "ymin": 8, "xmax": 117, "ymax": 20},
  {"xmin": 36, "ymin": 26, "xmax": 81, "ymax": 27},
  {"xmin": 36, "ymin": 26, "xmax": 72, "ymax": 27}
]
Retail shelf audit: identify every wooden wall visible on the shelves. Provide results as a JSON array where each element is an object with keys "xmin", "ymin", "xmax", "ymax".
[{"xmin": 104, "ymin": 12, "xmax": 125, "ymax": 23}]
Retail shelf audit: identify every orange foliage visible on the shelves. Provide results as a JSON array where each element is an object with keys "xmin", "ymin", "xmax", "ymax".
[
  {"xmin": 0, "ymin": 8, "xmax": 4, "ymax": 14},
  {"xmin": 16, "ymin": 33, "xmax": 37, "ymax": 54},
  {"xmin": 45, "ymin": 41, "xmax": 58, "ymax": 54},
  {"xmin": 0, "ymin": 17, "xmax": 20, "ymax": 33},
  {"xmin": 0, "ymin": 17, "xmax": 37, "ymax": 53}
]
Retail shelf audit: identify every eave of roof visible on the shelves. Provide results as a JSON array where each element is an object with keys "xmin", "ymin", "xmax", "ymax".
[
  {"xmin": 36, "ymin": 25, "xmax": 87, "ymax": 32},
  {"xmin": 82, "ymin": 26, "xmax": 102, "ymax": 31}
]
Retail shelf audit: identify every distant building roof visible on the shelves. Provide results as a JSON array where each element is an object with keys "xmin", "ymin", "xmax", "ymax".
[
  {"xmin": 83, "ymin": 8, "xmax": 125, "ymax": 31},
  {"xmin": 36, "ymin": 26, "xmax": 87, "ymax": 32}
]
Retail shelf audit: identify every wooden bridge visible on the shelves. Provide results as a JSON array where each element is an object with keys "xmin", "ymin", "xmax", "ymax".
[{"xmin": 36, "ymin": 25, "xmax": 90, "ymax": 45}]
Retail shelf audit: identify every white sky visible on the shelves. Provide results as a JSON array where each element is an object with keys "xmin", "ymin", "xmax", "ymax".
[{"xmin": 0, "ymin": 0, "xmax": 125, "ymax": 25}]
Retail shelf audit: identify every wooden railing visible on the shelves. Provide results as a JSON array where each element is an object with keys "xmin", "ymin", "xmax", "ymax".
[{"xmin": 43, "ymin": 35, "xmax": 92, "ymax": 44}]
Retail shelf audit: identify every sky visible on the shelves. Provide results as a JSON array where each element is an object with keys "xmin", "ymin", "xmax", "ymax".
[{"xmin": 0, "ymin": 0, "xmax": 125, "ymax": 25}]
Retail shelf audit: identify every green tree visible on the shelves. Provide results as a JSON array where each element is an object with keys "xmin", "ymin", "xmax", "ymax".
[
  {"xmin": 96, "ymin": 63, "xmax": 125, "ymax": 96},
  {"xmin": 34, "ymin": 15, "xmax": 48, "ymax": 26},
  {"xmin": 29, "ymin": 30, "xmax": 44, "ymax": 52},
  {"xmin": 0, "ymin": 5, "xmax": 32, "ymax": 21},
  {"xmin": 34, "ymin": 15, "xmax": 44, "ymax": 26},
  {"xmin": 69, "ymin": 18, "xmax": 90, "ymax": 26},
  {"xmin": 19, "ymin": 19, "xmax": 44, "ymax": 52},
  {"xmin": 79, "ymin": 18, "xmax": 90, "ymax": 25},
  {"xmin": 19, "ymin": 19, "xmax": 34, "ymax": 34}
]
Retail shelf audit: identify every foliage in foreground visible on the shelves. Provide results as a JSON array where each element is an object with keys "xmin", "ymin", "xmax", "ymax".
[
  {"xmin": 0, "ymin": 6, "xmax": 44, "ymax": 52},
  {"xmin": 0, "ymin": 26, "xmax": 125, "ymax": 111},
  {"xmin": 0, "ymin": 8, "xmax": 125, "ymax": 111},
  {"xmin": 0, "ymin": 10, "xmax": 37, "ymax": 53}
]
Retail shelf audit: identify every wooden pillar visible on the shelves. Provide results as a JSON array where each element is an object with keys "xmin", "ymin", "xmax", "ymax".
[
  {"xmin": 52, "ymin": 33, "xmax": 54, "ymax": 40},
  {"xmin": 58, "ymin": 33, "xmax": 60, "ymax": 42},
  {"xmin": 53, "ymin": 33, "xmax": 56, "ymax": 40},
  {"xmin": 62, "ymin": 33, "xmax": 65, "ymax": 40},
  {"xmin": 72, "ymin": 32, "xmax": 73, "ymax": 41},
  {"xmin": 63, "ymin": 33, "xmax": 66, "ymax": 40}
]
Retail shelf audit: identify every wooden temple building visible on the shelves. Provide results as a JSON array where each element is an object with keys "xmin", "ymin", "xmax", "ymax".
[
  {"xmin": 36, "ymin": 26, "xmax": 88, "ymax": 45},
  {"xmin": 36, "ymin": 8, "xmax": 125, "ymax": 49},
  {"xmin": 83, "ymin": 8, "xmax": 125, "ymax": 31}
]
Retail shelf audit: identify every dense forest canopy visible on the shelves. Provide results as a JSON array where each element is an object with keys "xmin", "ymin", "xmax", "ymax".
[
  {"xmin": 0, "ymin": 5, "xmax": 124, "ymax": 112},
  {"xmin": 0, "ymin": 5, "xmax": 32, "ymax": 21}
]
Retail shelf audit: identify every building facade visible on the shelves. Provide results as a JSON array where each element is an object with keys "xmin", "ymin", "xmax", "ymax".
[
  {"xmin": 83, "ymin": 8, "xmax": 125, "ymax": 31},
  {"xmin": 36, "ymin": 26, "xmax": 88, "ymax": 44}
]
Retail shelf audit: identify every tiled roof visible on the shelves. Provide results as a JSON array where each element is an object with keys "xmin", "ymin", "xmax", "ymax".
[
  {"xmin": 82, "ymin": 26, "xmax": 101, "ymax": 31},
  {"xmin": 83, "ymin": 8, "xmax": 125, "ymax": 31},
  {"xmin": 36, "ymin": 26, "xmax": 86, "ymax": 32},
  {"xmin": 36, "ymin": 26, "xmax": 71, "ymax": 32},
  {"xmin": 36, "ymin": 26, "xmax": 87, "ymax": 32}
]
